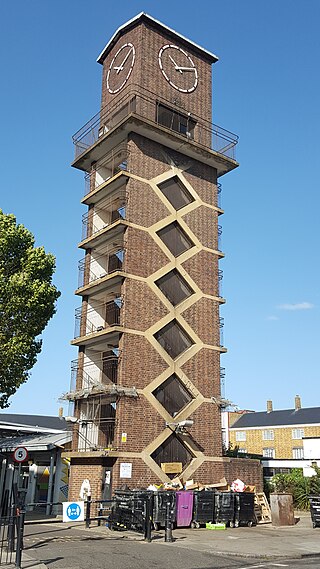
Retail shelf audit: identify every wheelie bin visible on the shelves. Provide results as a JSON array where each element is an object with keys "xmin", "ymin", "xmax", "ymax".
[
  {"xmin": 234, "ymin": 492, "xmax": 255, "ymax": 527},
  {"xmin": 309, "ymin": 495, "xmax": 320, "ymax": 528},
  {"xmin": 152, "ymin": 491, "xmax": 176, "ymax": 530},
  {"xmin": 191, "ymin": 489, "xmax": 215, "ymax": 528},
  {"xmin": 215, "ymin": 491, "xmax": 235, "ymax": 527}
]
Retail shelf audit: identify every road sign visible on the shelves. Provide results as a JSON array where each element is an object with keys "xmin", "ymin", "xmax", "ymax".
[
  {"xmin": 63, "ymin": 501, "xmax": 84, "ymax": 522},
  {"xmin": 13, "ymin": 447, "xmax": 28, "ymax": 463}
]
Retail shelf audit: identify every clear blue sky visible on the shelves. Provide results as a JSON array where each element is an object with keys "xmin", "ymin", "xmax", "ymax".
[{"xmin": 1, "ymin": 0, "xmax": 319, "ymax": 416}]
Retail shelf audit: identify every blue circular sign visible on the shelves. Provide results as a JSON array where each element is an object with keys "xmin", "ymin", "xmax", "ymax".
[{"xmin": 66, "ymin": 503, "xmax": 82, "ymax": 520}]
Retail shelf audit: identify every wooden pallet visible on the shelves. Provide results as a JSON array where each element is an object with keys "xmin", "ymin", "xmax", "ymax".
[{"xmin": 254, "ymin": 492, "xmax": 272, "ymax": 524}]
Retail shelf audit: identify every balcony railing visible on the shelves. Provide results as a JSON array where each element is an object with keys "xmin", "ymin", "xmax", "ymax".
[
  {"xmin": 218, "ymin": 224, "xmax": 222, "ymax": 252},
  {"xmin": 74, "ymin": 300, "xmax": 121, "ymax": 338},
  {"xmin": 219, "ymin": 317, "xmax": 224, "ymax": 347},
  {"xmin": 70, "ymin": 355, "xmax": 119, "ymax": 394},
  {"xmin": 78, "ymin": 250, "xmax": 124, "ymax": 289},
  {"xmin": 218, "ymin": 269, "xmax": 223, "ymax": 298},
  {"xmin": 217, "ymin": 183, "xmax": 222, "ymax": 209},
  {"xmin": 72, "ymin": 85, "xmax": 238, "ymax": 162},
  {"xmin": 220, "ymin": 367, "xmax": 226, "ymax": 398},
  {"xmin": 84, "ymin": 144, "xmax": 130, "ymax": 197},
  {"xmin": 81, "ymin": 200, "xmax": 126, "ymax": 241}
]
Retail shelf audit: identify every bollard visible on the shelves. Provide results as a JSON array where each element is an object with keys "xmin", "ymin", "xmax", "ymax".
[
  {"xmin": 144, "ymin": 494, "xmax": 153, "ymax": 543},
  {"xmin": 165, "ymin": 501, "xmax": 173, "ymax": 543},
  {"xmin": 85, "ymin": 495, "xmax": 91, "ymax": 529},
  {"xmin": 8, "ymin": 505, "xmax": 16, "ymax": 552},
  {"xmin": 15, "ymin": 509, "xmax": 25, "ymax": 568}
]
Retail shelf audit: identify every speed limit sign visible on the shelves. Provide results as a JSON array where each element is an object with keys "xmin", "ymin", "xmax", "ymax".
[{"xmin": 13, "ymin": 447, "xmax": 28, "ymax": 463}]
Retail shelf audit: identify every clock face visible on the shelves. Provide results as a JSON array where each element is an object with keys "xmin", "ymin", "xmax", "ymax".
[
  {"xmin": 159, "ymin": 44, "xmax": 198, "ymax": 93},
  {"xmin": 106, "ymin": 43, "xmax": 135, "ymax": 94}
]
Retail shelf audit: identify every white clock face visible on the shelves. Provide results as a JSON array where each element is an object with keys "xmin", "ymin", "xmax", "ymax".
[
  {"xmin": 159, "ymin": 44, "xmax": 198, "ymax": 93},
  {"xmin": 106, "ymin": 43, "xmax": 135, "ymax": 94}
]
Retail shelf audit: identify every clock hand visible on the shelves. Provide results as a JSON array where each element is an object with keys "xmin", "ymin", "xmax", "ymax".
[
  {"xmin": 175, "ymin": 67, "xmax": 195, "ymax": 72},
  {"xmin": 169, "ymin": 54, "xmax": 183, "ymax": 74},
  {"xmin": 116, "ymin": 47, "xmax": 133, "ymax": 74}
]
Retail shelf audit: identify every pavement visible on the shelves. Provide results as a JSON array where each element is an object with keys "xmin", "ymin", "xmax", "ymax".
[{"xmin": 3, "ymin": 511, "xmax": 320, "ymax": 568}]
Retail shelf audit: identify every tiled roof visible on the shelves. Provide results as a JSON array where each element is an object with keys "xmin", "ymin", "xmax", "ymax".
[
  {"xmin": 0, "ymin": 414, "xmax": 68, "ymax": 432},
  {"xmin": 231, "ymin": 407, "xmax": 320, "ymax": 429}
]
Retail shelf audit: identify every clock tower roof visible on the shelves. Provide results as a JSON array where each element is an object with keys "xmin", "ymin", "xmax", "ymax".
[{"xmin": 97, "ymin": 12, "xmax": 219, "ymax": 65}]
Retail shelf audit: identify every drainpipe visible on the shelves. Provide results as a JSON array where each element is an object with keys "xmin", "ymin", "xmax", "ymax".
[{"xmin": 46, "ymin": 449, "xmax": 56, "ymax": 516}]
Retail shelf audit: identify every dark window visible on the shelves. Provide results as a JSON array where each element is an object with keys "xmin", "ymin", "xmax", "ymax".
[
  {"xmin": 157, "ymin": 222, "xmax": 193, "ymax": 257},
  {"xmin": 155, "ymin": 269, "xmax": 193, "ymax": 306},
  {"xmin": 156, "ymin": 103, "xmax": 196, "ymax": 139},
  {"xmin": 154, "ymin": 320, "xmax": 193, "ymax": 359},
  {"xmin": 153, "ymin": 374, "xmax": 193, "ymax": 417},
  {"xmin": 102, "ymin": 352, "xmax": 118, "ymax": 384},
  {"xmin": 151, "ymin": 433, "xmax": 193, "ymax": 470},
  {"xmin": 158, "ymin": 176, "xmax": 194, "ymax": 210},
  {"xmin": 105, "ymin": 301, "xmax": 120, "ymax": 326}
]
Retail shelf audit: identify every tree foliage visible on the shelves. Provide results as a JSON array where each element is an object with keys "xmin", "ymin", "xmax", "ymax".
[
  {"xmin": 0, "ymin": 210, "xmax": 60, "ymax": 407},
  {"xmin": 271, "ymin": 467, "xmax": 320, "ymax": 510}
]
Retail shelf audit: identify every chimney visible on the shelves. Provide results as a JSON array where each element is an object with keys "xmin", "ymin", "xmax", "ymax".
[
  {"xmin": 267, "ymin": 400, "xmax": 273, "ymax": 413},
  {"xmin": 294, "ymin": 395, "xmax": 301, "ymax": 411}
]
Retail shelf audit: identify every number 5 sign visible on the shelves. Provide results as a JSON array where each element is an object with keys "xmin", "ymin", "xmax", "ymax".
[{"xmin": 13, "ymin": 447, "xmax": 28, "ymax": 463}]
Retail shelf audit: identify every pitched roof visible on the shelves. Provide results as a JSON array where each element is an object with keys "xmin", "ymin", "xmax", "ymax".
[
  {"xmin": 0, "ymin": 414, "xmax": 68, "ymax": 433},
  {"xmin": 0, "ymin": 432, "xmax": 72, "ymax": 452},
  {"xmin": 231, "ymin": 407, "xmax": 320, "ymax": 429},
  {"xmin": 97, "ymin": 12, "xmax": 219, "ymax": 65}
]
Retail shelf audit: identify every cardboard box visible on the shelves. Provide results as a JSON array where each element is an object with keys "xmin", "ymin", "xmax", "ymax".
[{"xmin": 161, "ymin": 462, "xmax": 182, "ymax": 474}]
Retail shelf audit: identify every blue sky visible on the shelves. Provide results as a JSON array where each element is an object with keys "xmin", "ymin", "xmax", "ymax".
[{"xmin": 0, "ymin": 0, "xmax": 319, "ymax": 416}]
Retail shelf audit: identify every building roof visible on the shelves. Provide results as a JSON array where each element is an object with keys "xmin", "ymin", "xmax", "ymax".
[
  {"xmin": 0, "ymin": 414, "xmax": 68, "ymax": 434},
  {"xmin": 230, "ymin": 407, "xmax": 320, "ymax": 429},
  {"xmin": 97, "ymin": 12, "xmax": 219, "ymax": 65},
  {"xmin": 0, "ymin": 431, "xmax": 72, "ymax": 452}
]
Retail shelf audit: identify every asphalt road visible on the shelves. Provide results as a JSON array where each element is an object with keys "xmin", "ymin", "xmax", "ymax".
[{"xmin": 22, "ymin": 523, "xmax": 320, "ymax": 569}]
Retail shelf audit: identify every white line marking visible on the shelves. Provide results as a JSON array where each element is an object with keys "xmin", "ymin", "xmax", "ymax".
[
  {"xmin": 238, "ymin": 565, "xmax": 265, "ymax": 569},
  {"xmin": 270, "ymin": 565, "xmax": 289, "ymax": 567}
]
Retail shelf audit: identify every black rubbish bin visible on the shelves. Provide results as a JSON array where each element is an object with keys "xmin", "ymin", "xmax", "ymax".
[
  {"xmin": 191, "ymin": 489, "xmax": 215, "ymax": 528},
  {"xmin": 152, "ymin": 491, "xmax": 176, "ymax": 530},
  {"xmin": 309, "ymin": 495, "xmax": 320, "ymax": 528},
  {"xmin": 110, "ymin": 490, "xmax": 134, "ymax": 530},
  {"xmin": 215, "ymin": 491, "xmax": 235, "ymax": 527},
  {"xmin": 111, "ymin": 490, "xmax": 152, "ymax": 532},
  {"xmin": 234, "ymin": 492, "xmax": 255, "ymax": 527}
]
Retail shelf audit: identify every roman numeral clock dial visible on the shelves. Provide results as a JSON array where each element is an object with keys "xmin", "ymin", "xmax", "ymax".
[
  {"xmin": 106, "ymin": 43, "xmax": 135, "ymax": 94},
  {"xmin": 159, "ymin": 44, "xmax": 198, "ymax": 93}
]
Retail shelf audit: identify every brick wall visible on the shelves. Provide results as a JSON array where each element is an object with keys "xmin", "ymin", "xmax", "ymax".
[
  {"xmin": 181, "ymin": 348, "xmax": 221, "ymax": 399},
  {"xmin": 182, "ymin": 251, "xmax": 221, "ymax": 297},
  {"xmin": 229, "ymin": 424, "xmax": 320, "ymax": 459},
  {"xmin": 118, "ymin": 333, "xmax": 168, "ymax": 390},
  {"xmin": 121, "ymin": 278, "xmax": 169, "ymax": 331}
]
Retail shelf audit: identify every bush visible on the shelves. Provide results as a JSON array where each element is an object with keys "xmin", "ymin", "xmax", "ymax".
[{"xmin": 271, "ymin": 467, "xmax": 320, "ymax": 510}]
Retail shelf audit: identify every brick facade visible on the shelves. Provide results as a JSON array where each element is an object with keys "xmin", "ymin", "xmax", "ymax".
[{"xmin": 68, "ymin": 14, "xmax": 261, "ymax": 500}]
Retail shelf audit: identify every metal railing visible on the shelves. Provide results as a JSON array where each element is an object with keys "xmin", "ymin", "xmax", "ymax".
[
  {"xmin": 72, "ymin": 85, "xmax": 238, "ymax": 161},
  {"xmin": 70, "ymin": 355, "xmax": 119, "ymax": 393},
  {"xmin": 219, "ymin": 317, "xmax": 224, "ymax": 347},
  {"xmin": 217, "ymin": 183, "xmax": 222, "ymax": 209},
  {"xmin": 74, "ymin": 301, "xmax": 121, "ymax": 338},
  {"xmin": 220, "ymin": 367, "xmax": 226, "ymax": 398},
  {"xmin": 78, "ymin": 250, "xmax": 124, "ymax": 289},
  {"xmin": 218, "ymin": 269, "xmax": 223, "ymax": 298},
  {"xmin": 81, "ymin": 201, "xmax": 126, "ymax": 241},
  {"xmin": 218, "ymin": 224, "xmax": 222, "ymax": 252},
  {"xmin": 84, "ymin": 144, "xmax": 130, "ymax": 197}
]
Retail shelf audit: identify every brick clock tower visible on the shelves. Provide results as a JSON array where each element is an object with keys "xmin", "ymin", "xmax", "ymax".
[{"xmin": 64, "ymin": 13, "xmax": 261, "ymax": 500}]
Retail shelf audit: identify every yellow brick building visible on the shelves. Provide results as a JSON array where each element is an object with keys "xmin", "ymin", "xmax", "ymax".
[{"xmin": 229, "ymin": 396, "xmax": 320, "ymax": 460}]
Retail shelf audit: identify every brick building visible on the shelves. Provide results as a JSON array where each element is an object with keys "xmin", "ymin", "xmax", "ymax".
[
  {"xmin": 63, "ymin": 13, "xmax": 262, "ymax": 500},
  {"xmin": 229, "ymin": 396, "xmax": 320, "ymax": 460}
]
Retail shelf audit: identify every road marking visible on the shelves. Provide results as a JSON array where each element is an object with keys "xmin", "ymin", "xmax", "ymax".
[
  {"xmin": 270, "ymin": 565, "xmax": 288, "ymax": 567},
  {"xmin": 239, "ymin": 565, "xmax": 266, "ymax": 569}
]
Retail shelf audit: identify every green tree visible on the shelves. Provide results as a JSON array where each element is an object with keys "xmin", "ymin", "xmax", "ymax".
[{"xmin": 0, "ymin": 210, "xmax": 60, "ymax": 407}]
